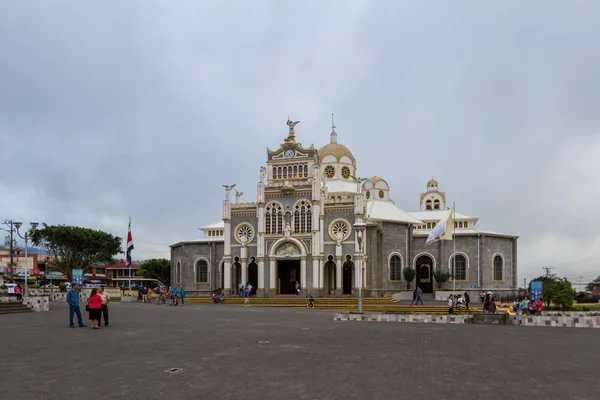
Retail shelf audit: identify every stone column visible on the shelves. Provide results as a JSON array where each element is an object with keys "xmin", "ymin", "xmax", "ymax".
[
  {"xmin": 300, "ymin": 256, "xmax": 307, "ymax": 292},
  {"xmin": 257, "ymin": 257, "xmax": 265, "ymax": 297},
  {"xmin": 241, "ymin": 258, "xmax": 247, "ymax": 286},
  {"xmin": 319, "ymin": 258, "xmax": 325, "ymax": 292},
  {"xmin": 269, "ymin": 259, "xmax": 277, "ymax": 296},
  {"xmin": 312, "ymin": 257, "xmax": 319, "ymax": 291},
  {"xmin": 336, "ymin": 256, "xmax": 343, "ymax": 295},
  {"xmin": 223, "ymin": 257, "xmax": 231, "ymax": 294}
]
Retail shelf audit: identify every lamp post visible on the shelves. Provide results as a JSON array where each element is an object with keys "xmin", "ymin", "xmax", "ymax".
[
  {"xmin": 353, "ymin": 221, "xmax": 367, "ymax": 313},
  {"xmin": 13, "ymin": 222, "xmax": 40, "ymax": 300}
]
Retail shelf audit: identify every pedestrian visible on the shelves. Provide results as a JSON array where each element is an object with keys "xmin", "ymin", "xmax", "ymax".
[
  {"xmin": 414, "ymin": 287, "xmax": 424, "ymax": 305},
  {"xmin": 295, "ymin": 281, "xmax": 300, "ymax": 296},
  {"xmin": 464, "ymin": 292, "xmax": 470, "ymax": 309},
  {"xmin": 307, "ymin": 295, "xmax": 315, "ymax": 309},
  {"xmin": 410, "ymin": 288, "xmax": 417, "ymax": 305},
  {"xmin": 244, "ymin": 286, "xmax": 249, "ymax": 306},
  {"xmin": 520, "ymin": 297, "xmax": 529, "ymax": 315},
  {"xmin": 155, "ymin": 285, "xmax": 161, "ymax": 304},
  {"xmin": 98, "ymin": 286, "xmax": 110, "ymax": 327},
  {"xmin": 87, "ymin": 288, "xmax": 103, "ymax": 329},
  {"xmin": 535, "ymin": 298, "xmax": 543, "ymax": 315},
  {"xmin": 141, "ymin": 286, "xmax": 148, "ymax": 303},
  {"xmin": 448, "ymin": 295, "xmax": 454, "ymax": 314},
  {"xmin": 161, "ymin": 292, "xmax": 167, "ymax": 305},
  {"xmin": 147, "ymin": 287, "xmax": 153, "ymax": 303},
  {"xmin": 179, "ymin": 287, "xmax": 186, "ymax": 306},
  {"xmin": 15, "ymin": 284, "xmax": 22, "ymax": 301},
  {"xmin": 137, "ymin": 287, "xmax": 143, "ymax": 303},
  {"xmin": 239, "ymin": 283, "xmax": 244, "ymax": 297},
  {"xmin": 489, "ymin": 296, "xmax": 497, "ymax": 314},
  {"xmin": 67, "ymin": 283, "xmax": 86, "ymax": 328}
]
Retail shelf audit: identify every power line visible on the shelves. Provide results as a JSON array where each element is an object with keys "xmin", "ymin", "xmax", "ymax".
[{"xmin": 543, "ymin": 266, "xmax": 556, "ymax": 278}]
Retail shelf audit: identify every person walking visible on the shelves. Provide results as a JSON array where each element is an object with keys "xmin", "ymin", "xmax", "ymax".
[
  {"xmin": 67, "ymin": 283, "xmax": 86, "ymax": 328},
  {"xmin": 414, "ymin": 287, "xmax": 424, "ymax": 305},
  {"xmin": 410, "ymin": 288, "xmax": 417, "ymax": 305},
  {"xmin": 243, "ymin": 286, "xmax": 249, "ymax": 307},
  {"xmin": 155, "ymin": 285, "xmax": 161, "ymax": 304},
  {"xmin": 146, "ymin": 287, "xmax": 153, "ymax": 304},
  {"xmin": 98, "ymin": 286, "xmax": 110, "ymax": 327},
  {"xmin": 448, "ymin": 295, "xmax": 454, "ymax": 314},
  {"xmin": 179, "ymin": 287, "xmax": 186, "ymax": 306},
  {"xmin": 295, "ymin": 281, "xmax": 300, "ymax": 296},
  {"xmin": 239, "ymin": 283, "xmax": 244, "ymax": 297},
  {"xmin": 15, "ymin": 284, "xmax": 22, "ymax": 301},
  {"xmin": 464, "ymin": 292, "xmax": 470, "ymax": 309},
  {"xmin": 87, "ymin": 288, "xmax": 102, "ymax": 329},
  {"xmin": 141, "ymin": 286, "xmax": 148, "ymax": 303}
]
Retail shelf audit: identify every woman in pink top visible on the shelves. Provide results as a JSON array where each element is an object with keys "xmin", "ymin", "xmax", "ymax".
[
  {"xmin": 535, "ymin": 298, "xmax": 543, "ymax": 315},
  {"xmin": 87, "ymin": 288, "xmax": 103, "ymax": 329}
]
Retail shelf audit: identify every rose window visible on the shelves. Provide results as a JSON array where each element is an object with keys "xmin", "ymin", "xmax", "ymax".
[
  {"xmin": 324, "ymin": 165, "xmax": 335, "ymax": 178},
  {"xmin": 236, "ymin": 224, "xmax": 254, "ymax": 243},
  {"xmin": 332, "ymin": 221, "xmax": 349, "ymax": 239},
  {"xmin": 341, "ymin": 166, "xmax": 351, "ymax": 179}
]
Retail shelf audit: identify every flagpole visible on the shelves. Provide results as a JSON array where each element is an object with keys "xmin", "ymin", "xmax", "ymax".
[
  {"xmin": 128, "ymin": 217, "xmax": 131, "ymax": 294},
  {"xmin": 453, "ymin": 202, "xmax": 456, "ymax": 292}
]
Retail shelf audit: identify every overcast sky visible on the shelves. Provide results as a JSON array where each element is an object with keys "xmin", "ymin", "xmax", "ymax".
[{"xmin": 1, "ymin": 1, "xmax": 599, "ymax": 286}]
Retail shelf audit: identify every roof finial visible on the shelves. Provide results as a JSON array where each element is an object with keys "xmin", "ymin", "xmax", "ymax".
[
  {"xmin": 330, "ymin": 112, "xmax": 338, "ymax": 144},
  {"xmin": 331, "ymin": 113, "xmax": 336, "ymax": 132}
]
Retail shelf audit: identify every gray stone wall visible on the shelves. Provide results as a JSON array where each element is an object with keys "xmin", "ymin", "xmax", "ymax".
[
  {"xmin": 170, "ymin": 241, "xmax": 225, "ymax": 297},
  {"xmin": 411, "ymin": 234, "xmax": 517, "ymax": 291}
]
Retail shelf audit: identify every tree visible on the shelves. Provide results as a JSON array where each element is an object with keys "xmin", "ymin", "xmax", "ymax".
[
  {"xmin": 30, "ymin": 225, "xmax": 122, "ymax": 281},
  {"xmin": 529, "ymin": 276, "xmax": 576, "ymax": 309},
  {"xmin": 433, "ymin": 270, "xmax": 452, "ymax": 289},
  {"xmin": 138, "ymin": 258, "xmax": 171, "ymax": 286},
  {"xmin": 586, "ymin": 275, "xmax": 600, "ymax": 291},
  {"xmin": 403, "ymin": 267, "xmax": 416, "ymax": 289}
]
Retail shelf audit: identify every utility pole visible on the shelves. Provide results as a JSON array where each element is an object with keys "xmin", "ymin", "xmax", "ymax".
[
  {"xmin": 2, "ymin": 220, "xmax": 15, "ymax": 270},
  {"xmin": 543, "ymin": 266, "xmax": 555, "ymax": 277}
]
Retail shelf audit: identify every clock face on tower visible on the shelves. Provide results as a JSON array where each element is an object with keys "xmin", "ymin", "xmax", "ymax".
[{"xmin": 284, "ymin": 149, "xmax": 294, "ymax": 159}]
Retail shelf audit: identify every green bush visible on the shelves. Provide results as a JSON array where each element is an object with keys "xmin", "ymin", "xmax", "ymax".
[
  {"xmin": 58, "ymin": 283, "xmax": 68, "ymax": 292},
  {"xmin": 29, "ymin": 284, "xmax": 41, "ymax": 289},
  {"xmin": 433, "ymin": 270, "xmax": 452, "ymax": 289},
  {"xmin": 403, "ymin": 267, "xmax": 416, "ymax": 289}
]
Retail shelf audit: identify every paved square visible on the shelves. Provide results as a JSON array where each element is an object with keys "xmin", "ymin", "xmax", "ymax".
[{"xmin": 3, "ymin": 302, "xmax": 599, "ymax": 399}]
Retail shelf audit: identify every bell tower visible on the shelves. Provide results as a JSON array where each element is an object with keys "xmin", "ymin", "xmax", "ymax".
[{"xmin": 419, "ymin": 177, "xmax": 447, "ymax": 211}]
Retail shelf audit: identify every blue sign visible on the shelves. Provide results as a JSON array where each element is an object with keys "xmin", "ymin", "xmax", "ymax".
[
  {"xmin": 530, "ymin": 281, "xmax": 543, "ymax": 301},
  {"xmin": 72, "ymin": 269, "xmax": 83, "ymax": 286}
]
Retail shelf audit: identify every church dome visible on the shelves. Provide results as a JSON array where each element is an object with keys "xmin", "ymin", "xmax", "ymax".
[
  {"xmin": 318, "ymin": 142, "xmax": 356, "ymax": 165},
  {"xmin": 427, "ymin": 178, "xmax": 438, "ymax": 186}
]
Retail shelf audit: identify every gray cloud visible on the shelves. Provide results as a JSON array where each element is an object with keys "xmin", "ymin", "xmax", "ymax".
[{"xmin": 1, "ymin": 1, "xmax": 600, "ymax": 286}]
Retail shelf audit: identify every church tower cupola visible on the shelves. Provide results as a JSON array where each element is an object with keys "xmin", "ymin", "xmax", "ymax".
[{"xmin": 420, "ymin": 177, "xmax": 446, "ymax": 211}]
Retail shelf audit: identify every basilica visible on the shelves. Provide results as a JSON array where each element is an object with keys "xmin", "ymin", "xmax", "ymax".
[{"xmin": 170, "ymin": 120, "xmax": 518, "ymax": 298}]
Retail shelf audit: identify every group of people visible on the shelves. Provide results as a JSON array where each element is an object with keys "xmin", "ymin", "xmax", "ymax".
[
  {"xmin": 447, "ymin": 292, "xmax": 472, "ymax": 314},
  {"xmin": 66, "ymin": 283, "xmax": 110, "ymax": 329},
  {"xmin": 480, "ymin": 290, "xmax": 498, "ymax": 314},
  {"xmin": 513, "ymin": 296, "xmax": 543, "ymax": 315},
  {"xmin": 135, "ymin": 285, "xmax": 186, "ymax": 306}
]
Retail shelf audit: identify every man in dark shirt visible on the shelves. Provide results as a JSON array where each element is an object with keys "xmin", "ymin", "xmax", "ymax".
[{"xmin": 141, "ymin": 286, "xmax": 148, "ymax": 303}]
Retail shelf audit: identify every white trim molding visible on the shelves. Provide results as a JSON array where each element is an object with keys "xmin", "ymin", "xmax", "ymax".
[
  {"xmin": 448, "ymin": 252, "xmax": 470, "ymax": 281},
  {"xmin": 193, "ymin": 257, "xmax": 210, "ymax": 283},
  {"xmin": 492, "ymin": 252, "xmax": 504, "ymax": 281},
  {"xmin": 413, "ymin": 252, "xmax": 437, "ymax": 271}
]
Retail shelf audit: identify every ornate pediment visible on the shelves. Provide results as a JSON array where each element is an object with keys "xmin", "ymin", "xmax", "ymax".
[{"xmin": 276, "ymin": 242, "xmax": 301, "ymax": 257}]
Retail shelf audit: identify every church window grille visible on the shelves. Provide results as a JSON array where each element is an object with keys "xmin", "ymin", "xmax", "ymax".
[
  {"xmin": 195, "ymin": 259, "xmax": 208, "ymax": 283},
  {"xmin": 426, "ymin": 200, "xmax": 432, "ymax": 210},
  {"xmin": 450, "ymin": 254, "xmax": 467, "ymax": 280},
  {"xmin": 331, "ymin": 220, "xmax": 349, "ymax": 240},
  {"xmin": 324, "ymin": 165, "xmax": 335, "ymax": 178},
  {"xmin": 341, "ymin": 166, "xmax": 351, "ymax": 179},
  {"xmin": 304, "ymin": 164, "xmax": 308, "ymax": 177},
  {"xmin": 493, "ymin": 255, "xmax": 503, "ymax": 281},
  {"xmin": 459, "ymin": 222, "xmax": 463, "ymax": 228},
  {"xmin": 379, "ymin": 190, "xmax": 384, "ymax": 199},
  {"xmin": 389, "ymin": 254, "xmax": 402, "ymax": 281},
  {"xmin": 464, "ymin": 222, "xmax": 468, "ymax": 228},
  {"xmin": 366, "ymin": 191, "xmax": 370, "ymax": 199},
  {"xmin": 434, "ymin": 200, "xmax": 440, "ymax": 209},
  {"xmin": 293, "ymin": 200, "xmax": 312, "ymax": 233},
  {"xmin": 293, "ymin": 165, "xmax": 298, "ymax": 177},
  {"xmin": 265, "ymin": 202, "xmax": 284, "ymax": 234}
]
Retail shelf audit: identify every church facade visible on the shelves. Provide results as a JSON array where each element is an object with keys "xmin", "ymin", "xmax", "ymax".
[{"xmin": 170, "ymin": 120, "xmax": 518, "ymax": 297}]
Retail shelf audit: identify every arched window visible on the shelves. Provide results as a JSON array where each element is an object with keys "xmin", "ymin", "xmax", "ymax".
[
  {"xmin": 427, "ymin": 223, "xmax": 431, "ymax": 229},
  {"xmin": 459, "ymin": 221, "xmax": 463, "ymax": 228},
  {"xmin": 265, "ymin": 201, "xmax": 284, "ymax": 234},
  {"xmin": 389, "ymin": 254, "xmax": 402, "ymax": 281},
  {"xmin": 450, "ymin": 254, "xmax": 467, "ymax": 280},
  {"xmin": 195, "ymin": 259, "xmax": 208, "ymax": 283},
  {"xmin": 493, "ymin": 255, "xmax": 503, "ymax": 281},
  {"xmin": 464, "ymin": 222, "xmax": 468, "ymax": 228},
  {"xmin": 175, "ymin": 260, "xmax": 181, "ymax": 284},
  {"xmin": 293, "ymin": 200, "xmax": 312, "ymax": 233},
  {"xmin": 426, "ymin": 200, "xmax": 432, "ymax": 210},
  {"xmin": 434, "ymin": 200, "xmax": 440, "ymax": 209}
]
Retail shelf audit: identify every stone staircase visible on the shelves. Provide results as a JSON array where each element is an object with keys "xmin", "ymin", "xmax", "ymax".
[
  {"xmin": 186, "ymin": 297, "xmax": 480, "ymax": 314},
  {"xmin": 0, "ymin": 301, "xmax": 32, "ymax": 315}
]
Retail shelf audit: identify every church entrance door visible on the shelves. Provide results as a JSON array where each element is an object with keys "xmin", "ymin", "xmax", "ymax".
[
  {"xmin": 324, "ymin": 258, "xmax": 336, "ymax": 295},
  {"xmin": 277, "ymin": 259, "xmax": 300, "ymax": 295},
  {"xmin": 248, "ymin": 261, "xmax": 258, "ymax": 296},
  {"xmin": 415, "ymin": 255, "xmax": 434, "ymax": 294},
  {"xmin": 342, "ymin": 262, "xmax": 353, "ymax": 295}
]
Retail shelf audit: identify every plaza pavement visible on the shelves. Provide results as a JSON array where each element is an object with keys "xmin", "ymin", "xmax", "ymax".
[{"xmin": 2, "ymin": 301, "xmax": 599, "ymax": 400}]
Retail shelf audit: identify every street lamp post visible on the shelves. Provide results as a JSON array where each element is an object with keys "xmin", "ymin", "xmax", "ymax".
[
  {"xmin": 13, "ymin": 222, "xmax": 40, "ymax": 300},
  {"xmin": 353, "ymin": 221, "xmax": 367, "ymax": 313}
]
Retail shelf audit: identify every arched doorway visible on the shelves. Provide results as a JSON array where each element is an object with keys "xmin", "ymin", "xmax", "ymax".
[
  {"xmin": 248, "ymin": 258, "xmax": 258, "ymax": 296},
  {"xmin": 342, "ymin": 256, "xmax": 354, "ymax": 295},
  {"xmin": 415, "ymin": 255, "xmax": 434, "ymax": 293},
  {"xmin": 323, "ymin": 255, "xmax": 336, "ymax": 295}
]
